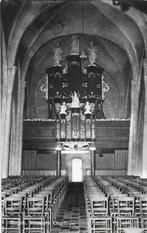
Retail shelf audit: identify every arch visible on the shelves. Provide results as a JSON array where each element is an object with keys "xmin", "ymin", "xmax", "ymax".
[
  {"xmin": 1, "ymin": 0, "xmax": 145, "ymax": 178},
  {"xmin": 11, "ymin": 0, "xmax": 143, "ymax": 83}
]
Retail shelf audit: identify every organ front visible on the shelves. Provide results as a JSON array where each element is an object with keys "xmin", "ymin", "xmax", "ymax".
[{"xmin": 44, "ymin": 38, "xmax": 109, "ymax": 142}]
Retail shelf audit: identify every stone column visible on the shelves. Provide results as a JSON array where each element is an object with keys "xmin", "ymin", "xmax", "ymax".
[
  {"xmin": 141, "ymin": 59, "xmax": 147, "ymax": 178},
  {"xmin": 1, "ymin": 65, "xmax": 17, "ymax": 178},
  {"xmin": 8, "ymin": 66, "xmax": 26, "ymax": 176},
  {"xmin": 56, "ymin": 143, "xmax": 62, "ymax": 176},
  {"xmin": 127, "ymin": 77, "xmax": 141, "ymax": 176},
  {"xmin": 9, "ymin": 99, "xmax": 17, "ymax": 176},
  {"xmin": 16, "ymin": 79, "xmax": 26, "ymax": 176},
  {"xmin": 90, "ymin": 143, "xmax": 96, "ymax": 176}
]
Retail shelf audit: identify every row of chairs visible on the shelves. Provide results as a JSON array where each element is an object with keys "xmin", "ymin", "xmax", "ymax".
[
  {"xmin": 95, "ymin": 176, "xmax": 147, "ymax": 233},
  {"xmin": 2, "ymin": 176, "xmax": 57, "ymax": 215},
  {"xmin": 1, "ymin": 176, "xmax": 68, "ymax": 233},
  {"xmin": 84, "ymin": 177, "xmax": 112, "ymax": 233},
  {"xmin": 93, "ymin": 176, "xmax": 147, "ymax": 217},
  {"xmin": 84, "ymin": 176, "xmax": 147, "ymax": 233},
  {"xmin": 100, "ymin": 176, "xmax": 147, "ymax": 197},
  {"xmin": 2, "ymin": 176, "xmax": 56, "ymax": 193}
]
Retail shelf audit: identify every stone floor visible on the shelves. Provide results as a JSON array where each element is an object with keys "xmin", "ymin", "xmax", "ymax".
[{"xmin": 51, "ymin": 183, "xmax": 88, "ymax": 233}]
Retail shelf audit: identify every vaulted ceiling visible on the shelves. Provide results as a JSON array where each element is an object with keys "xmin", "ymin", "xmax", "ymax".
[{"xmin": 2, "ymin": 0, "xmax": 145, "ymax": 112}]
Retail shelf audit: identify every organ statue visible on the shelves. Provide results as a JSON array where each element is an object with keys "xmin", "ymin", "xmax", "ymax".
[
  {"xmin": 53, "ymin": 42, "xmax": 63, "ymax": 66},
  {"xmin": 88, "ymin": 41, "xmax": 98, "ymax": 66},
  {"xmin": 44, "ymin": 36, "xmax": 109, "ymax": 140},
  {"xmin": 70, "ymin": 35, "xmax": 80, "ymax": 55}
]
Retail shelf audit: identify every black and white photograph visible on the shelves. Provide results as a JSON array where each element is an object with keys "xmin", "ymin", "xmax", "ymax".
[{"xmin": 1, "ymin": 0, "xmax": 147, "ymax": 232}]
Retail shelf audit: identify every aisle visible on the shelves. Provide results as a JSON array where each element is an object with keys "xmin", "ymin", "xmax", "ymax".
[{"xmin": 51, "ymin": 182, "xmax": 88, "ymax": 233}]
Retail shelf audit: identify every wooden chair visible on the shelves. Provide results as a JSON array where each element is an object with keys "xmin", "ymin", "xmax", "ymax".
[
  {"xmin": 22, "ymin": 196, "xmax": 50, "ymax": 233},
  {"xmin": 89, "ymin": 216, "xmax": 112, "ymax": 233},
  {"xmin": 90, "ymin": 195, "xmax": 108, "ymax": 216},
  {"xmin": 118, "ymin": 196, "xmax": 135, "ymax": 216},
  {"xmin": 2, "ymin": 195, "xmax": 23, "ymax": 233},
  {"xmin": 4, "ymin": 196, "xmax": 23, "ymax": 216},
  {"xmin": 123, "ymin": 228, "xmax": 143, "ymax": 233},
  {"xmin": 140, "ymin": 196, "xmax": 147, "ymax": 233},
  {"xmin": 140, "ymin": 196, "xmax": 147, "ymax": 217},
  {"xmin": 140, "ymin": 217, "xmax": 147, "ymax": 233},
  {"xmin": 134, "ymin": 194, "xmax": 147, "ymax": 216},
  {"xmin": 116, "ymin": 215, "xmax": 139, "ymax": 233}
]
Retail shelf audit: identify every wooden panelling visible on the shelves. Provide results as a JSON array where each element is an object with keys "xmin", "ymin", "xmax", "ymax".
[
  {"xmin": 95, "ymin": 170, "xmax": 126, "ymax": 176},
  {"xmin": 114, "ymin": 150, "xmax": 128, "ymax": 170},
  {"xmin": 22, "ymin": 150, "xmax": 37, "ymax": 170},
  {"xmin": 23, "ymin": 120, "xmax": 56, "ymax": 138},
  {"xmin": 36, "ymin": 153, "xmax": 56, "ymax": 170},
  {"xmin": 23, "ymin": 140, "xmax": 57, "ymax": 150},
  {"xmin": 23, "ymin": 120, "xmax": 56, "ymax": 149},
  {"xmin": 95, "ymin": 120, "xmax": 129, "ymax": 149},
  {"xmin": 22, "ymin": 149, "xmax": 56, "ymax": 171},
  {"xmin": 23, "ymin": 119, "xmax": 130, "ymax": 150},
  {"xmin": 96, "ymin": 127, "xmax": 113, "ymax": 137},
  {"xmin": 22, "ymin": 170, "xmax": 56, "ymax": 176},
  {"xmin": 114, "ymin": 129, "xmax": 129, "ymax": 137},
  {"xmin": 96, "ymin": 153, "xmax": 115, "ymax": 170},
  {"xmin": 95, "ymin": 149, "xmax": 128, "ymax": 175}
]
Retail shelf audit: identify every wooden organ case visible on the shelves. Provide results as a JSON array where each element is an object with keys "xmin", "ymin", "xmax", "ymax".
[{"xmin": 46, "ymin": 54, "xmax": 108, "ymax": 142}]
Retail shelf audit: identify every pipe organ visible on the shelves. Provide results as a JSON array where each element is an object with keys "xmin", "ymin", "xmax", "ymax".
[{"xmin": 40, "ymin": 38, "xmax": 109, "ymax": 141}]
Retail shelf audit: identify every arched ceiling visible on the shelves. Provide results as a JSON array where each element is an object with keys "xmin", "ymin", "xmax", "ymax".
[
  {"xmin": 26, "ymin": 35, "xmax": 130, "ymax": 95},
  {"xmin": 2, "ymin": 0, "xmax": 144, "ymax": 94},
  {"xmin": 16, "ymin": 0, "xmax": 144, "ymax": 87}
]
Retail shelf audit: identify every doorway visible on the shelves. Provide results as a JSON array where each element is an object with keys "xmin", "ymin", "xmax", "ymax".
[{"xmin": 72, "ymin": 158, "xmax": 83, "ymax": 182}]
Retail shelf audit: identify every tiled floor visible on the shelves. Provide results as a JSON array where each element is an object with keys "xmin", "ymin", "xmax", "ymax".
[{"xmin": 51, "ymin": 183, "xmax": 88, "ymax": 233}]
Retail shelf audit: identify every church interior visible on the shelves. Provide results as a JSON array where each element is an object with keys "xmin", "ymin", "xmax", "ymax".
[{"xmin": 1, "ymin": 0, "xmax": 147, "ymax": 232}]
